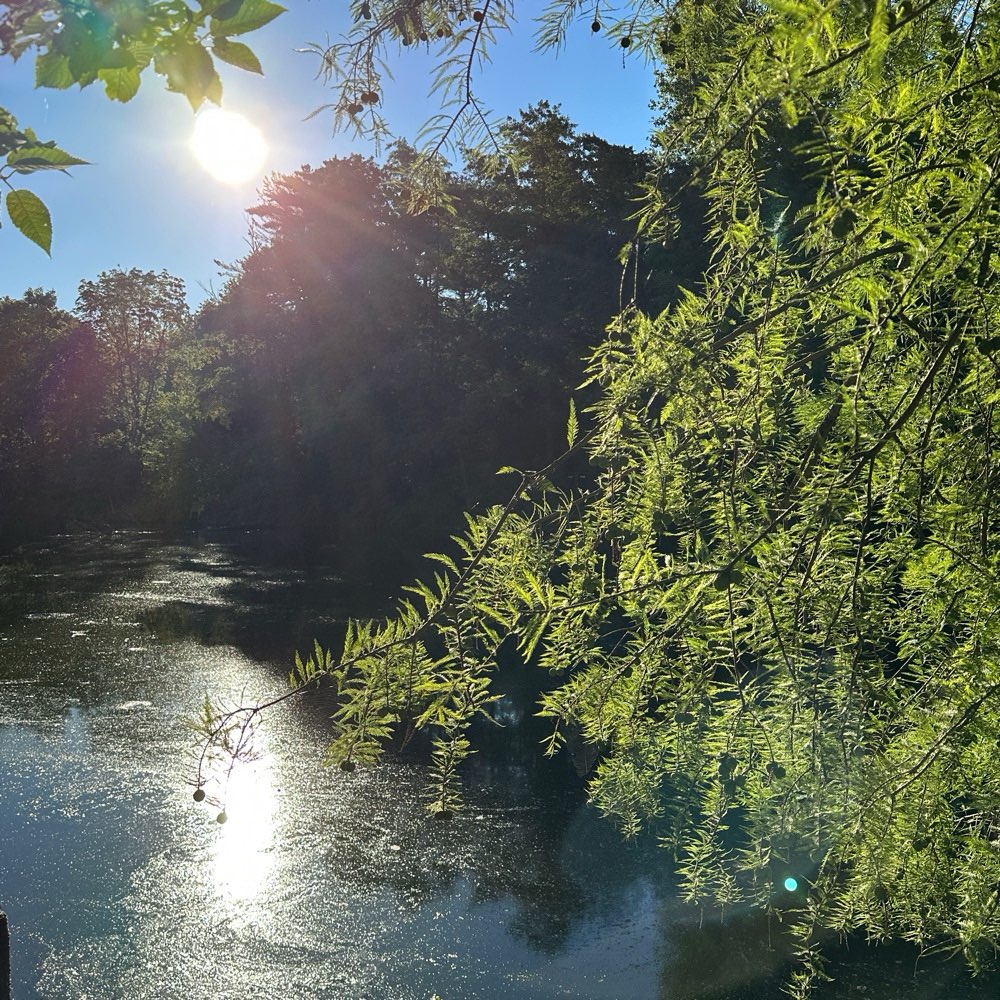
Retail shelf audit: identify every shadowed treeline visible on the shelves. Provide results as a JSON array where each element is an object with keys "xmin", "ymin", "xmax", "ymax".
[{"xmin": 0, "ymin": 104, "xmax": 702, "ymax": 595}]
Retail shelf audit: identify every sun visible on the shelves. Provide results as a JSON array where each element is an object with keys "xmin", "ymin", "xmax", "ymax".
[{"xmin": 191, "ymin": 108, "xmax": 267, "ymax": 185}]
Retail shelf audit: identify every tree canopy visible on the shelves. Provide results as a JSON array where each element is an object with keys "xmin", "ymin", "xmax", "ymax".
[
  {"xmin": 0, "ymin": 108, "xmax": 662, "ymax": 569},
  {"xmin": 192, "ymin": 106, "xmax": 667, "ymax": 577},
  {"xmin": 192, "ymin": 0, "xmax": 1000, "ymax": 994}
]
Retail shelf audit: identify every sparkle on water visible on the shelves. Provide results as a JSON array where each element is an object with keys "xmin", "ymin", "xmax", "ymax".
[
  {"xmin": 190, "ymin": 108, "xmax": 267, "ymax": 184},
  {"xmin": 211, "ymin": 753, "xmax": 278, "ymax": 902}
]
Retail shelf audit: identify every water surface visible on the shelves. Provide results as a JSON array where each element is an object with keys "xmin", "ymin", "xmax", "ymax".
[{"xmin": 0, "ymin": 533, "xmax": 995, "ymax": 999}]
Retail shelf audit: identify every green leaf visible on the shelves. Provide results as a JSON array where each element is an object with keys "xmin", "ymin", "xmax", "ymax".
[
  {"xmin": 212, "ymin": 36, "xmax": 263, "ymax": 73},
  {"xmin": 155, "ymin": 44, "xmax": 217, "ymax": 110},
  {"xmin": 566, "ymin": 397, "xmax": 578, "ymax": 447},
  {"xmin": 424, "ymin": 552, "xmax": 459, "ymax": 574},
  {"xmin": 35, "ymin": 52, "xmax": 74, "ymax": 89},
  {"xmin": 99, "ymin": 64, "xmax": 142, "ymax": 102},
  {"xmin": 58, "ymin": 13, "xmax": 114, "ymax": 84},
  {"xmin": 6, "ymin": 190, "xmax": 52, "ymax": 255},
  {"xmin": 211, "ymin": 0, "xmax": 285, "ymax": 37},
  {"xmin": 7, "ymin": 146, "xmax": 89, "ymax": 170},
  {"xmin": 206, "ymin": 71, "xmax": 224, "ymax": 106},
  {"xmin": 212, "ymin": 0, "xmax": 245, "ymax": 18},
  {"xmin": 127, "ymin": 41, "xmax": 155, "ymax": 72}
]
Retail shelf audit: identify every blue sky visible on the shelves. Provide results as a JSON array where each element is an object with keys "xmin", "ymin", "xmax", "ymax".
[{"xmin": 2, "ymin": 5, "xmax": 657, "ymax": 310}]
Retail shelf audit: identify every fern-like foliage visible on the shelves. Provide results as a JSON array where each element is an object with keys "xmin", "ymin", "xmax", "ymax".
[{"xmin": 195, "ymin": 0, "xmax": 1000, "ymax": 992}]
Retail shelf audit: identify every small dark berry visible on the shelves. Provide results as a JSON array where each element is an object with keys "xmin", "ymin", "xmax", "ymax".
[
  {"xmin": 434, "ymin": 808, "xmax": 454, "ymax": 821},
  {"xmin": 621, "ymin": 35, "xmax": 631, "ymax": 47},
  {"xmin": 436, "ymin": 27, "xmax": 446, "ymax": 37},
  {"xmin": 193, "ymin": 787, "xmax": 206, "ymax": 802},
  {"xmin": 340, "ymin": 759, "xmax": 357, "ymax": 772},
  {"xmin": 418, "ymin": 31, "xmax": 428, "ymax": 41},
  {"xmin": 592, "ymin": 20, "xmax": 601, "ymax": 32},
  {"xmin": 472, "ymin": 9, "xmax": 484, "ymax": 22}
]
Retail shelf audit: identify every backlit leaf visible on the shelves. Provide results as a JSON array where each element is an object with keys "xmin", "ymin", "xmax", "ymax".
[
  {"xmin": 7, "ymin": 146, "xmax": 89, "ymax": 170},
  {"xmin": 155, "ymin": 44, "xmax": 217, "ymax": 110},
  {"xmin": 6, "ymin": 189, "xmax": 52, "ymax": 255},
  {"xmin": 212, "ymin": 37, "xmax": 263, "ymax": 73},
  {"xmin": 98, "ymin": 64, "xmax": 142, "ymax": 102},
  {"xmin": 211, "ymin": 0, "xmax": 285, "ymax": 37},
  {"xmin": 35, "ymin": 52, "xmax": 74, "ymax": 89}
]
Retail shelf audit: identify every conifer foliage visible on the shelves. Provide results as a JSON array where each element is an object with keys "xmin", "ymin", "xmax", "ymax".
[{"xmin": 192, "ymin": 2, "xmax": 1000, "ymax": 991}]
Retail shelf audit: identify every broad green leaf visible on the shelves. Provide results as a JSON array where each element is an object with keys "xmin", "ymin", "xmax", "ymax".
[
  {"xmin": 99, "ymin": 64, "xmax": 142, "ymax": 102},
  {"xmin": 6, "ymin": 190, "xmax": 52, "ymax": 255},
  {"xmin": 212, "ymin": 37, "xmax": 263, "ymax": 73},
  {"xmin": 212, "ymin": 0, "xmax": 245, "ymax": 18},
  {"xmin": 99, "ymin": 48, "xmax": 138, "ymax": 70},
  {"xmin": 35, "ymin": 52, "xmax": 74, "ymax": 89},
  {"xmin": 155, "ymin": 44, "xmax": 217, "ymax": 110},
  {"xmin": 7, "ymin": 146, "xmax": 89, "ymax": 169},
  {"xmin": 205, "ymin": 71, "xmax": 223, "ymax": 106},
  {"xmin": 211, "ymin": 0, "xmax": 285, "ymax": 37},
  {"xmin": 128, "ymin": 41, "xmax": 155, "ymax": 71},
  {"xmin": 58, "ymin": 13, "xmax": 113, "ymax": 83}
]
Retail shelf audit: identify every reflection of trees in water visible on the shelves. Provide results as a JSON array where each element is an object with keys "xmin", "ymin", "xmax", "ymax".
[
  {"xmin": 657, "ymin": 907, "xmax": 792, "ymax": 1000},
  {"xmin": 655, "ymin": 899, "xmax": 1000, "ymax": 1000},
  {"xmin": 0, "ymin": 531, "xmax": 349, "ymax": 668},
  {"xmin": 0, "ymin": 534, "xmax": 149, "ymax": 623},
  {"xmin": 301, "ymin": 662, "xmax": 672, "ymax": 958},
  {"xmin": 309, "ymin": 774, "xmax": 666, "ymax": 958}
]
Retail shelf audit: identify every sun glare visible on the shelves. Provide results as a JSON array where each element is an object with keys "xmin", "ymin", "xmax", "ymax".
[
  {"xmin": 212, "ymin": 756, "xmax": 277, "ymax": 903},
  {"xmin": 191, "ymin": 108, "xmax": 267, "ymax": 185}
]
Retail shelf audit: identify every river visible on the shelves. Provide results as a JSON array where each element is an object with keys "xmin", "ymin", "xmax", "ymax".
[{"xmin": 0, "ymin": 533, "xmax": 995, "ymax": 999}]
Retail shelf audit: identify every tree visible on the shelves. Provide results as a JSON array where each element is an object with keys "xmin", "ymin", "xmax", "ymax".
[
  {"xmin": 77, "ymin": 268, "xmax": 190, "ymax": 460},
  {"xmin": 0, "ymin": 0, "xmax": 283, "ymax": 252},
  {"xmin": 192, "ymin": 121, "xmax": 662, "ymax": 579},
  {"xmin": 195, "ymin": 1, "xmax": 1000, "ymax": 995},
  {"xmin": 0, "ymin": 289, "xmax": 109, "ymax": 540}
]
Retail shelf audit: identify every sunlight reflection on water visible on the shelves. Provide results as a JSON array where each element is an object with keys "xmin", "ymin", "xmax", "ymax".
[{"xmin": 211, "ymin": 754, "xmax": 278, "ymax": 903}]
